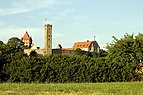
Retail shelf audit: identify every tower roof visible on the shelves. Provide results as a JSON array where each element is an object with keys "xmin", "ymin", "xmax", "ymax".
[{"xmin": 21, "ymin": 31, "xmax": 32, "ymax": 40}]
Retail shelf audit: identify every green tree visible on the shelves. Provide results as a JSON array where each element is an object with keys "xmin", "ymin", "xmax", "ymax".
[
  {"xmin": 29, "ymin": 50, "xmax": 38, "ymax": 57},
  {"xmin": 106, "ymin": 33, "xmax": 142, "ymax": 81},
  {"xmin": 88, "ymin": 49, "xmax": 108, "ymax": 58},
  {"xmin": 7, "ymin": 37, "xmax": 24, "ymax": 51},
  {"xmin": 0, "ymin": 38, "xmax": 25, "ymax": 82},
  {"xmin": 74, "ymin": 48, "xmax": 85, "ymax": 56},
  {"xmin": 0, "ymin": 41, "xmax": 3, "ymax": 45},
  {"xmin": 98, "ymin": 49, "xmax": 108, "ymax": 57},
  {"xmin": 106, "ymin": 34, "xmax": 140, "ymax": 65},
  {"xmin": 0, "ymin": 41, "xmax": 5, "ymax": 82}
]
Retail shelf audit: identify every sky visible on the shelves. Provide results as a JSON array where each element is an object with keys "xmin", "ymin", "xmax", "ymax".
[{"xmin": 0, "ymin": 0, "xmax": 143, "ymax": 49}]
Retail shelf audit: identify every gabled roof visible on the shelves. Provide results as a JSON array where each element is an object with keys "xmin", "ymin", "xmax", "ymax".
[
  {"xmin": 21, "ymin": 31, "xmax": 32, "ymax": 40},
  {"xmin": 62, "ymin": 48, "xmax": 73, "ymax": 51},
  {"xmin": 73, "ymin": 41, "xmax": 92, "ymax": 50}
]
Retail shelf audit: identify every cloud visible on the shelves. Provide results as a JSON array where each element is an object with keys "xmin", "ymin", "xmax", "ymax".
[
  {"xmin": 11, "ymin": 0, "xmax": 58, "ymax": 9},
  {"xmin": 0, "ymin": 0, "xmax": 60, "ymax": 16},
  {"xmin": 50, "ymin": 8, "xmax": 75, "ymax": 23},
  {"xmin": 61, "ymin": 9, "xmax": 74, "ymax": 16},
  {"xmin": 0, "ymin": 8, "xmax": 33, "ymax": 16}
]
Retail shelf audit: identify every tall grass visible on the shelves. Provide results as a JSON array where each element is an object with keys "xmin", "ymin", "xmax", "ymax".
[{"xmin": 0, "ymin": 82, "xmax": 143, "ymax": 95}]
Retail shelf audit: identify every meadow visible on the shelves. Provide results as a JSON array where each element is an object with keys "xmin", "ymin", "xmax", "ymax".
[{"xmin": 0, "ymin": 82, "xmax": 143, "ymax": 95}]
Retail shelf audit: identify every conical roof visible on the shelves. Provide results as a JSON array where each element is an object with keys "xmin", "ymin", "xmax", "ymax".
[{"xmin": 21, "ymin": 31, "xmax": 31, "ymax": 40}]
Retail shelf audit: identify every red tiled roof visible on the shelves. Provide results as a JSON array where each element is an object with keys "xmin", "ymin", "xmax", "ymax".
[
  {"xmin": 73, "ymin": 41, "xmax": 92, "ymax": 50},
  {"xmin": 62, "ymin": 48, "xmax": 73, "ymax": 51},
  {"xmin": 21, "ymin": 31, "xmax": 31, "ymax": 40}
]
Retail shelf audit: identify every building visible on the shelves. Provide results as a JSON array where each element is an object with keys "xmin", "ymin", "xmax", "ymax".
[
  {"xmin": 23, "ymin": 21, "xmax": 52, "ymax": 56},
  {"xmin": 61, "ymin": 48, "xmax": 73, "ymax": 54},
  {"xmin": 21, "ymin": 31, "xmax": 32, "ymax": 49},
  {"xmin": 22, "ymin": 19, "xmax": 100, "ymax": 56},
  {"xmin": 52, "ymin": 40, "xmax": 100, "ymax": 55},
  {"xmin": 44, "ymin": 23, "xmax": 52, "ymax": 55},
  {"xmin": 73, "ymin": 40, "xmax": 100, "ymax": 52}
]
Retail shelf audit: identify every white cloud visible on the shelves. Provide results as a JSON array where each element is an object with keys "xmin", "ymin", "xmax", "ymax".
[
  {"xmin": 61, "ymin": 9, "xmax": 74, "ymax": 16},
  {"xmin": 11, "ymin": 0, "xmax": 58, "ymax": 9},
  {"xmin": 0, "ymin": 0, "xmax": 60, "ymax": 16},
  {"xmin": 50, "ymin": 8, "xmax": 75, "ymax": 23},
  {"xmin": 0, "ymin": 8, "xmax": 33, "ymax": 16}
]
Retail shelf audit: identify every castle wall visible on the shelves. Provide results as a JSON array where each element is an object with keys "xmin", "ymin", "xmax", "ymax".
[
  {"xmin": 52, "ymin": 49, "xmax": 62, "ymax": 54},
  {"xmin": 24, "ymin": 49, "xmax": 46, "ymax": 56},
  {"xmin": 24, "ymin": 49, "xmax": 31, "ymax": 55}
]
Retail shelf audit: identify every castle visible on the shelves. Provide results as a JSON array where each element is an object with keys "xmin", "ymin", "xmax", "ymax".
[
  {"xmin": 21, "ymin": 21, "xmax": 52, "ymax": 56},
  {"xmin": 21, "ymin": 20, "xmax": 100, "ymax": 56}
]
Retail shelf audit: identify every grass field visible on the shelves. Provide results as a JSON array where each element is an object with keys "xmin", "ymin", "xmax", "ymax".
[{"xmin": 0, "ymin": 82, "xmax": 143, "ymax": 95}]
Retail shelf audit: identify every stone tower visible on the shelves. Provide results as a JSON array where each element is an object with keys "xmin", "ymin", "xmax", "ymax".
[{"xmin": 44, "ymin": 22, "xmax": 52, "ymax": 56}]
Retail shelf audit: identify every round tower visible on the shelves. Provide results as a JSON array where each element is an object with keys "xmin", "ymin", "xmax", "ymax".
[{"xmin": 44, "ymin": 21, "xmax": 52, "ymax": 56}]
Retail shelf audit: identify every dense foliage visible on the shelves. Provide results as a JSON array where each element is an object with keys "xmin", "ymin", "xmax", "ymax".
[{"xmin": 0, "ymin": 34, "xmax": 143, "ymax": 83}]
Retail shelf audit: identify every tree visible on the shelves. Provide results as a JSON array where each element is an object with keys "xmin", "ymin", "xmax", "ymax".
[
  {"xmin": 74, "ymin": 48, "xmax": 85, "ymax": 56},
  {"xmin": 0, "ymin": 41, "xmax": 3, "ymax": 45},
  {"xmin": 0, "ymin": 41, "xmax": 5, "ymax": 82},
  {"xmin": 106, "ymin": 33, "xmax": 143, "ymax": 81},
  {"xmin": 88, "ymin": 49, "xmax": 108, "ymax": 58},
  {"xmin": 7, "ymin": 37, "xmax": 24, "ymax": 51},
  {"xmin": 98, "ymin": 49, "xmax": 108, "ymax": 57},
  {"xmin": 29, "ymin": 51, "xmax": 38, "ymax": 57},
  {"xmin": 106, "ymin": 33, "xmax": 142, "ymax": 65}
]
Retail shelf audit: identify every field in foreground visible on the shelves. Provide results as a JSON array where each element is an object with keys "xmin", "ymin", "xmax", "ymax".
[{"xmin": 0, "ymin": 82, "xmax": 143, "ymax": 95}]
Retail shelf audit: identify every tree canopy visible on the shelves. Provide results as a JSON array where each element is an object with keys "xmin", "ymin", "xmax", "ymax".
[
  {"xmin": 0, "ymin": 33, "xmax": 143, "ymax": 83},
  {"xmin": 106, "ymin": 33, "xmax": 143, "ymax": 66},
  {"xmin": 7, "ymin": 37, "xmax": 24, "ymax": 51}
]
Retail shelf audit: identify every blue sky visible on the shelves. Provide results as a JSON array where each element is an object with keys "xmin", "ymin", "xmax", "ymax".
[{"xmin": 0, "ymin": 0, "xmax": 143, "ymax": 49}]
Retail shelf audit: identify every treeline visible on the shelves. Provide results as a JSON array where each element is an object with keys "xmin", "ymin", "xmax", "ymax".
[
  {"xmin": 0, "ymin": 33, "xmax": 143, "ymax": 83},
  {"xmin": 1, "ymin": 55, "xmax": 139, "ymax": 83}
]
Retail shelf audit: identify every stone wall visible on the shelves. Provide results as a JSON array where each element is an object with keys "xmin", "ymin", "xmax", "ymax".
[{"xmin": 24, "ymin": 49, "xmax": 46, "ymax": 56}]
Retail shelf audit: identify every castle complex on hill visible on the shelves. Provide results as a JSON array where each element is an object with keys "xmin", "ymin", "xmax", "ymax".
[
  {"xmin": 21, "ymin": 21, "xmax": 52, "ymax": 56},
  {"xmin": 21, "ymin": 20, "xmax": 100, "ymax": 56}
]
